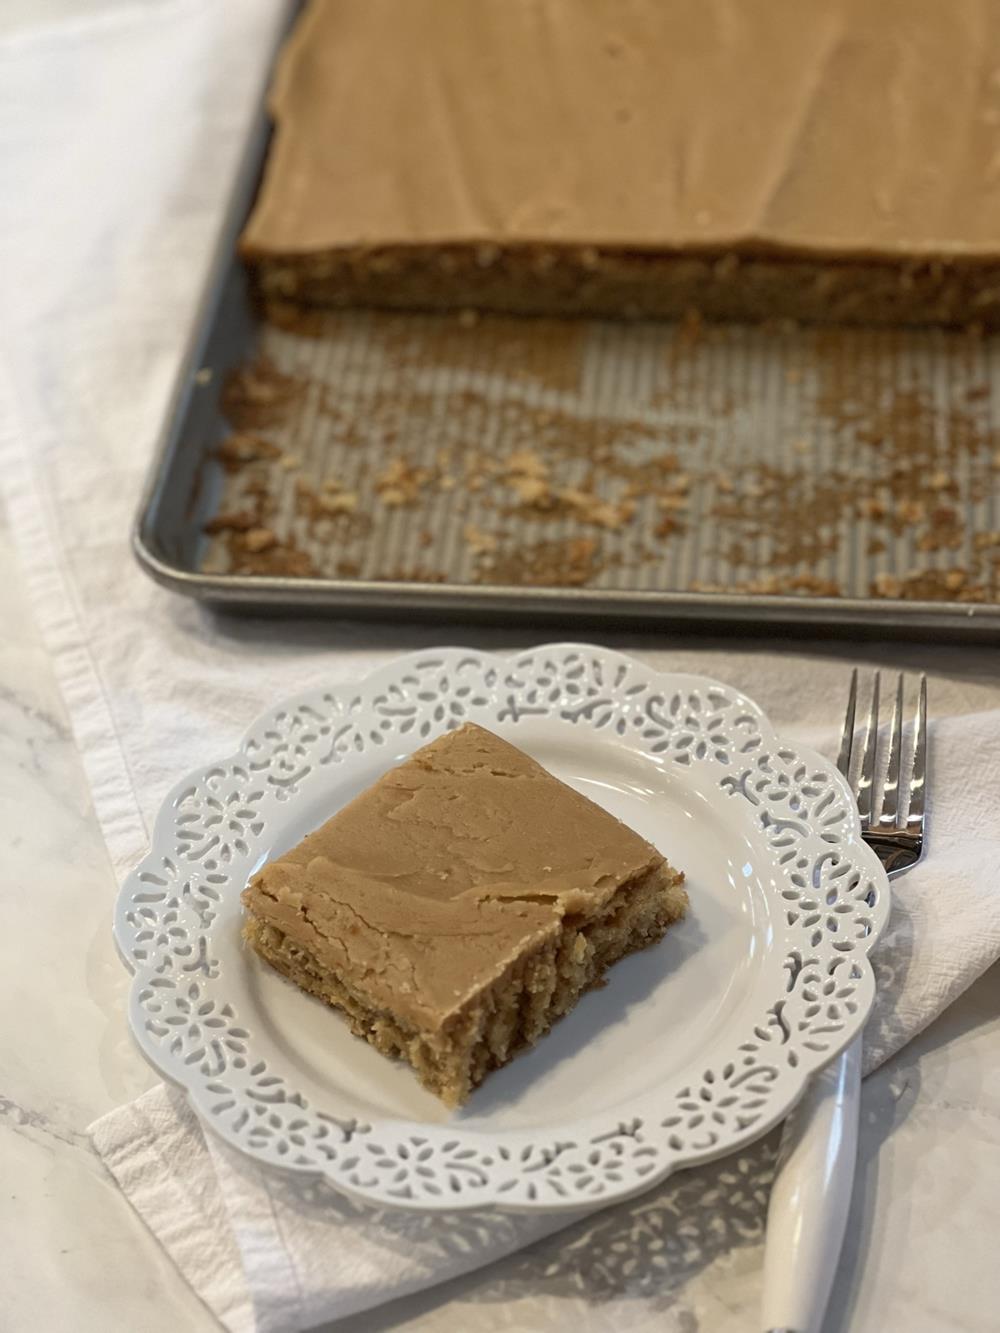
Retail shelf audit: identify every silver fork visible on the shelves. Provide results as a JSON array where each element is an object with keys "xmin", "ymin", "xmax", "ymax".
[
  {"xmin": 761, "ymin": 670, "xmax": 927, "ymax": 1333},
  {"xmin": 839, "ymin": 669, "xmax": 927, "ymax": 876}
]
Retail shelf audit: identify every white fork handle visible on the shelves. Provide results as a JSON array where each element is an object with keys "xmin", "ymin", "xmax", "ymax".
[{"xmin": 760, "ymin": 1037, "xmax": 861, "ymax": 1333}]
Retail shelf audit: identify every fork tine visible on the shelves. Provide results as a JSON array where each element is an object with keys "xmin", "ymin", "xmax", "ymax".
[
  {"xmin": 906, "ymin": 673, "xmax": 927, "ymax": 833},
  {"xmin": 855, "ymin": 672, "xmax": 880, "ymax": 829},
  {"xmin": 877, "ymin": 673, "xmax": 904, "ymax": 828},
  {"xmin": 837, "ymin": 668, "xmax": 858, "ymax": 778}
]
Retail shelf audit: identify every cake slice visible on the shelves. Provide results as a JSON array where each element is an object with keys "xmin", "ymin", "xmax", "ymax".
[
  {"xmin": 241, "ymin": 0, "xmax": 1000, "ymax": 328},
  {"xmin": 242, "ymin": 722, "xmax": 686, "ymax": 1105}
]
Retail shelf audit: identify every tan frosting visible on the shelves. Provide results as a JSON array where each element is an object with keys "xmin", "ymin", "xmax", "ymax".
[
  {"xmin": 243, "ymin": 722, "xmax": 663, "ymax": 1029},
  {"xmin": 242, "ymin": 0, "xmax": 1000, "ymax": 261}
]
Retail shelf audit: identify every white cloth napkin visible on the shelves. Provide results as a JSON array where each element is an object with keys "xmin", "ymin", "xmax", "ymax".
[
  {"xmin": 86, "ymin": 699, "xmax": 1000, "ymax": 1333},
  {"xmin": 4, "ymin": 4, "xmax": 1000, "ymax": 1331}
]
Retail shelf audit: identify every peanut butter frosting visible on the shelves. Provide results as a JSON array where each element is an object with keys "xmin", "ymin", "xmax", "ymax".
[
  {"xmin": 242, "ymin": 0, "xmax": 1000, "ymax": 262},
  {"xmin": 242, "ymin": 722, "xmax": 665, "ymax": 1029}
]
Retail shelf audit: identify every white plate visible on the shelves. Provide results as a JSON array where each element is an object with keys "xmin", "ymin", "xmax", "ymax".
[{"xmin": 115, "ymin": 645, "xmax": 889, "ymax": 1212}]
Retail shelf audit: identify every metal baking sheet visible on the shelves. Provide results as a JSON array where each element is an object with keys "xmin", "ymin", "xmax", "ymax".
[{"xmin": 134, "ymin": 48, "xmax": 1000, "ymax": 638}]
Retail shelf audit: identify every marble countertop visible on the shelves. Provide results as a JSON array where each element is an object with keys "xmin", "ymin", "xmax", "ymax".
[{"xmin": 2, "ymin": 501, "xmax": 1000, "ymax": 1333}]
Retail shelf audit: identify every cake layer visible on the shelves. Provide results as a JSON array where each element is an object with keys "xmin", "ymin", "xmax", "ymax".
[{"xmin": 251, "ymin": 247, "xmax": 1000, "ymax": 327}]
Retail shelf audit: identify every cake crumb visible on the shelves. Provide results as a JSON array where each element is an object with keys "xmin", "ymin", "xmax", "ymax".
[
  {"xmin": 873, "ymin": 572, "xmax": 902, "ymax": 597},
  {"xmin": 205, "ymin": 510, "xmax": 256, "ymax": 533},
  {"xmin": 464, "ymin": 524, "xmax": 498, "ymax": 555},
  {"xmin": 507, "ymin": 449, "xmax": 549, "ymax": 477},
  {"xmin": 244, "ymin": 527, "xmax": 278, "ymax": 553},
  {"xmin": 376, "ymin": 457, "xmax": 429, "ymax": 506},
  {"xmin": 896, "ymin": 498, "xmax": 926, "ymax": 525},
  {"xmin": 510, "ymin": 474, "xmax": 553, "ymax": 506},
  {"xmin": 318, "ymin": 491, "xmax": 358, "ymax": 515},
  {"xmin": 222, "ymin": 356, "xmax": 304, "ymax": 429},
  {"xmin": 216, "ymin": 432, "xmax": 282, "ymax": 471},
  {"xmin": 560, "ymin": 488, "xmax": 633, "ymax": 529}
]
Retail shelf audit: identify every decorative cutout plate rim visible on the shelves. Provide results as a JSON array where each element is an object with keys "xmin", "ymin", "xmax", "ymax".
[{"xmin": 114, "ymin": 644, "xmax": 889, "ymax": 1213}]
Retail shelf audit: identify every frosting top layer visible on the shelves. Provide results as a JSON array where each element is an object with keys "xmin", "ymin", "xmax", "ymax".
[{"xmin": 243, "ymin": 0, "xmax": 1000, "ymax": 260}]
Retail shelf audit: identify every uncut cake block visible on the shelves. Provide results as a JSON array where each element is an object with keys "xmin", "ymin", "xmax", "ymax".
[
  {"xmin": 242, "ymin": 722, "xmax": 686, "ymax": 1105},
  {"xmin": 241, "ymin": 0, "xmax": 1000, "ymax": 328}
]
